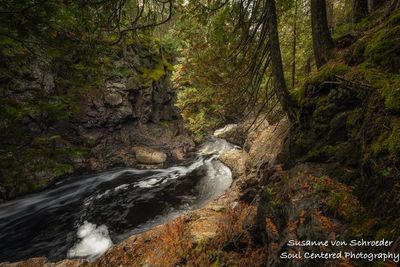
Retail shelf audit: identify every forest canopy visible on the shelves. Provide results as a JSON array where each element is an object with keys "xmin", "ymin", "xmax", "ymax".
[
  {"xmin": 1, "ymin": 0, "xmax": 397, "ymax": 115},
  {"xmin": 1, "ymin": 0, "xmax": 399, "ymax": 175}
]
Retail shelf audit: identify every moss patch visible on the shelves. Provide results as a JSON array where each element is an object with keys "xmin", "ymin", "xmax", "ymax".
[
  {"xmin": 290, "ymin": 40, "xmax": 400, "ymax": 239},
  {"xmin": 364, "ymin": 25, "xmax": 400, "ymax": 73},
  {"xmin": 305, "ymin": 63, "xmax": 350, "ymax": 87},
  {"xmin": 343, "ymin": 67, "xmax": 400, "ymax": 112}
]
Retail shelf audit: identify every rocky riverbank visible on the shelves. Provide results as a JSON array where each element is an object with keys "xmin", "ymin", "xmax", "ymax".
[
  {"xmin": 2, "ymin": 112, "xmax": 399, "ymax": 266},
  {"xmin": 0, "ymin": 119, "xmax": 289, "ymax": 267}
]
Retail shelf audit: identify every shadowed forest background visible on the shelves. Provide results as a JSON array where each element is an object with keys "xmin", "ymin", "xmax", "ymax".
[{"xmin": 0, "ymin": 0, "xmax": 400, "ymax": 265}]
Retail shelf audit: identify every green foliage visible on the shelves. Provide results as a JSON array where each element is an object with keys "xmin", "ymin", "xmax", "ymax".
[
  {"xmin": 333, "ymin": 17, "xmax": 372, "ymax": 39},
  {"xmin": 351, "ymin": 37, "xmax": 368, "ymax": 63},
  {"xmin": 176, "ymin": 87, "xmax": 222, "ymax": 140},
  {"xmin": 0, "ymin": 0, "xmax": 178, "ymax": 199},
  {"xmin": 172, "ymin": 0, "xmax": 347, "ymax": 136},
  {"xmin": 277, "ymin": 0, "xmax": 313, "ymax": 89},
  {"xmin": 171, "ymin": 2, "xmax": 271, "ymax": 137},
  {"xmin": 387, "ymin": 7, "xmax": 400, "ymax": 26},
  {"xmin": 140, "ymin": 60, "xmax": 169, "ymax": 82},
  {"xmin": 1, "ymin": 95, "xmax": 72, "ymax": 127}
]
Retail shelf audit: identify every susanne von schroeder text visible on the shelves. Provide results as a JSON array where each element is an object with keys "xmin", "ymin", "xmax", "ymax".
[{"xmin": 287, "ymin": 239, "xmax": 394, "ymax": 247}]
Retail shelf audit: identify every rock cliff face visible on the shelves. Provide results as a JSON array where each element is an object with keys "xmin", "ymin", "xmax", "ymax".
[
  {"xmin": 67, "ymin": 71, "xmax": 193, "ymax": 171},
  {"xmin": 0, "ymin": 42, "xmax": 194, "ymax": 202}
]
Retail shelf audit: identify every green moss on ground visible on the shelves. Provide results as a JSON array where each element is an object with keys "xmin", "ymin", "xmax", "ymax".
[
  {"xmin": 288, "ymin": 10, "xmax": 400, "ymax": 241},
  {"xmin": 364, "ymin": 25, "xmax": 400, "ymax": 73},
  {"xmin": 305, "ymin": 63, "xmax": 350, "ymax": 87},
  {"xmin": 343, "ymin": 67, "xmax": 400, "ymax": 112}
]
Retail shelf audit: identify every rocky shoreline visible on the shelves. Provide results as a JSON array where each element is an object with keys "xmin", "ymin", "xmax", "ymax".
[{"xmin": 0, "ymin": 119, "xmax": 289, "ymax": 267}]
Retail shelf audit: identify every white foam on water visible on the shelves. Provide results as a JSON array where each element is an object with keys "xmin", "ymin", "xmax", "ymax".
[
  {"xmin": 198, "ymin": 137, "xmax": 238, "ymax": 156},
  {"xmin": 134, "ymin": 158, "xmax": 205, "ymax": 189},
  {"xmin": 136, "ymin": 177, "xmax": 160, "ymax": 188},
  {"xmin": 67, "ymin": 221, "xmax": 113, "ymax": 261},
  {"xmin": 204, "ymin": 160, "xmax": 232, "ymax": 198},
  {"xmin": 114, "ymin": 184, "xmax": 129, "ymax": 191},
  {"xmin": 95, "ymin": 189, "xmax": 111, "ymax": 200}
]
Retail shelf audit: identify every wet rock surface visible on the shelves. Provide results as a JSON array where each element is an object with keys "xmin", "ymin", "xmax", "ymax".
[{"xmin": 218, "ymin": 150, "xmax": 246, "ymax": 178}]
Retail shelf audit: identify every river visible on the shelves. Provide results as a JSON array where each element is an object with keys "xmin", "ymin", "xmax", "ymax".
[{"xmin": 0, "ymin": 137, "xmax": 238, "ymax": 263}]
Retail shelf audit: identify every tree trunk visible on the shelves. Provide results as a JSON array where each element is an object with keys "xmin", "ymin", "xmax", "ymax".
[
  {"xmin": 304, "ymin": 56, "xmax": 312, "ymax": 74},
  {"xmin": 311, "ymin": 0, "xmax": 334, "ymax": 68},
  {"xmin": 266, "ymin": 0, "xmax": 298, "ymax": 123},
  {"xmin": 326, "ymin": 0, "xmax": 334, "ymax": 29},
  {"xmin": 369, "ymin": 0, "xmax": 384, "ymax": 11},
  {"xmin": 353, "ymin": 0, "xmax": 369, "ymax": 22},
  {"xmin": 292, "ymin": 0, "xmax": 298, "ymax": 88}
]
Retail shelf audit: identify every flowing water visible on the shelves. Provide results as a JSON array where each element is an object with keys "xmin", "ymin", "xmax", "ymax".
[{"xmin": 0, "ymin": 137, "xmax": 238, "ymax": 263}]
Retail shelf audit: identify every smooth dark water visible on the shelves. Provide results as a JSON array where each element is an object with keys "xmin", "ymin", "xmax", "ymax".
[{"xmin": 0, "ymin": 138, "xmax": 236, "ymax": 263}]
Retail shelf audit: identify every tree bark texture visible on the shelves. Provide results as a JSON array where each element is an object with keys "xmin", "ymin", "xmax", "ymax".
[
  {"xmin": 311, "ymin": 0, "xmax": 334, "ymax": 68},
  {"xmin": 266, "ymin": 0, "xmax": 298, "ymax": 122}
]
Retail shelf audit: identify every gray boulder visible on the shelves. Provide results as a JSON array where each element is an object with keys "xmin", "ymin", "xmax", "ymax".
[{"xmin": 132, "ymin": 146, "xmax": 167, "ymax": 165}]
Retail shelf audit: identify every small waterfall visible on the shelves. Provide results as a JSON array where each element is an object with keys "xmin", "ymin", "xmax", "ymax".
[{"xmin": 0, "ymin": 129, "xmax": 238, "ymax": 262}]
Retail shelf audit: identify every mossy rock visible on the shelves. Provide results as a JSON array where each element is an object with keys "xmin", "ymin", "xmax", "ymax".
[
  {"xmin": 387, "ymin": 8, "xmax": 400, "ymax": 26},
  {"xmin": 378, "ymin": 75, "xmax": 400, "ymax": 113},
  {"xmin": 287, "ymin": 14, "xmax": 400, "ymax": 246},
  {"xmin": 305, "ymin": 63, "xmax": 350, "ymax": 89},
  {"xmin": 364, "ymin": 25, "xmax": 400, "ymax": 73},
  {"xmin": 351, "ymin": 37, "xmax": 367, "ymax": 64},
  {"xmin": 344, "ymin": 67, "xmax": 400, "ymax": 112},
  {"xmin": 371, "ymin": 118, "xmax": 400, "ymax": 158},
  {"xmin": 324, "ymin": 163, "xmax": 359, "ymax": 184}
]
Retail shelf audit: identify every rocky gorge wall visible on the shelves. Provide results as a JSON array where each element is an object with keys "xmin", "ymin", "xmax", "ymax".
[{"xmin": 0, "ymin": 40, "xmax": 194, "ymax": 202}]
